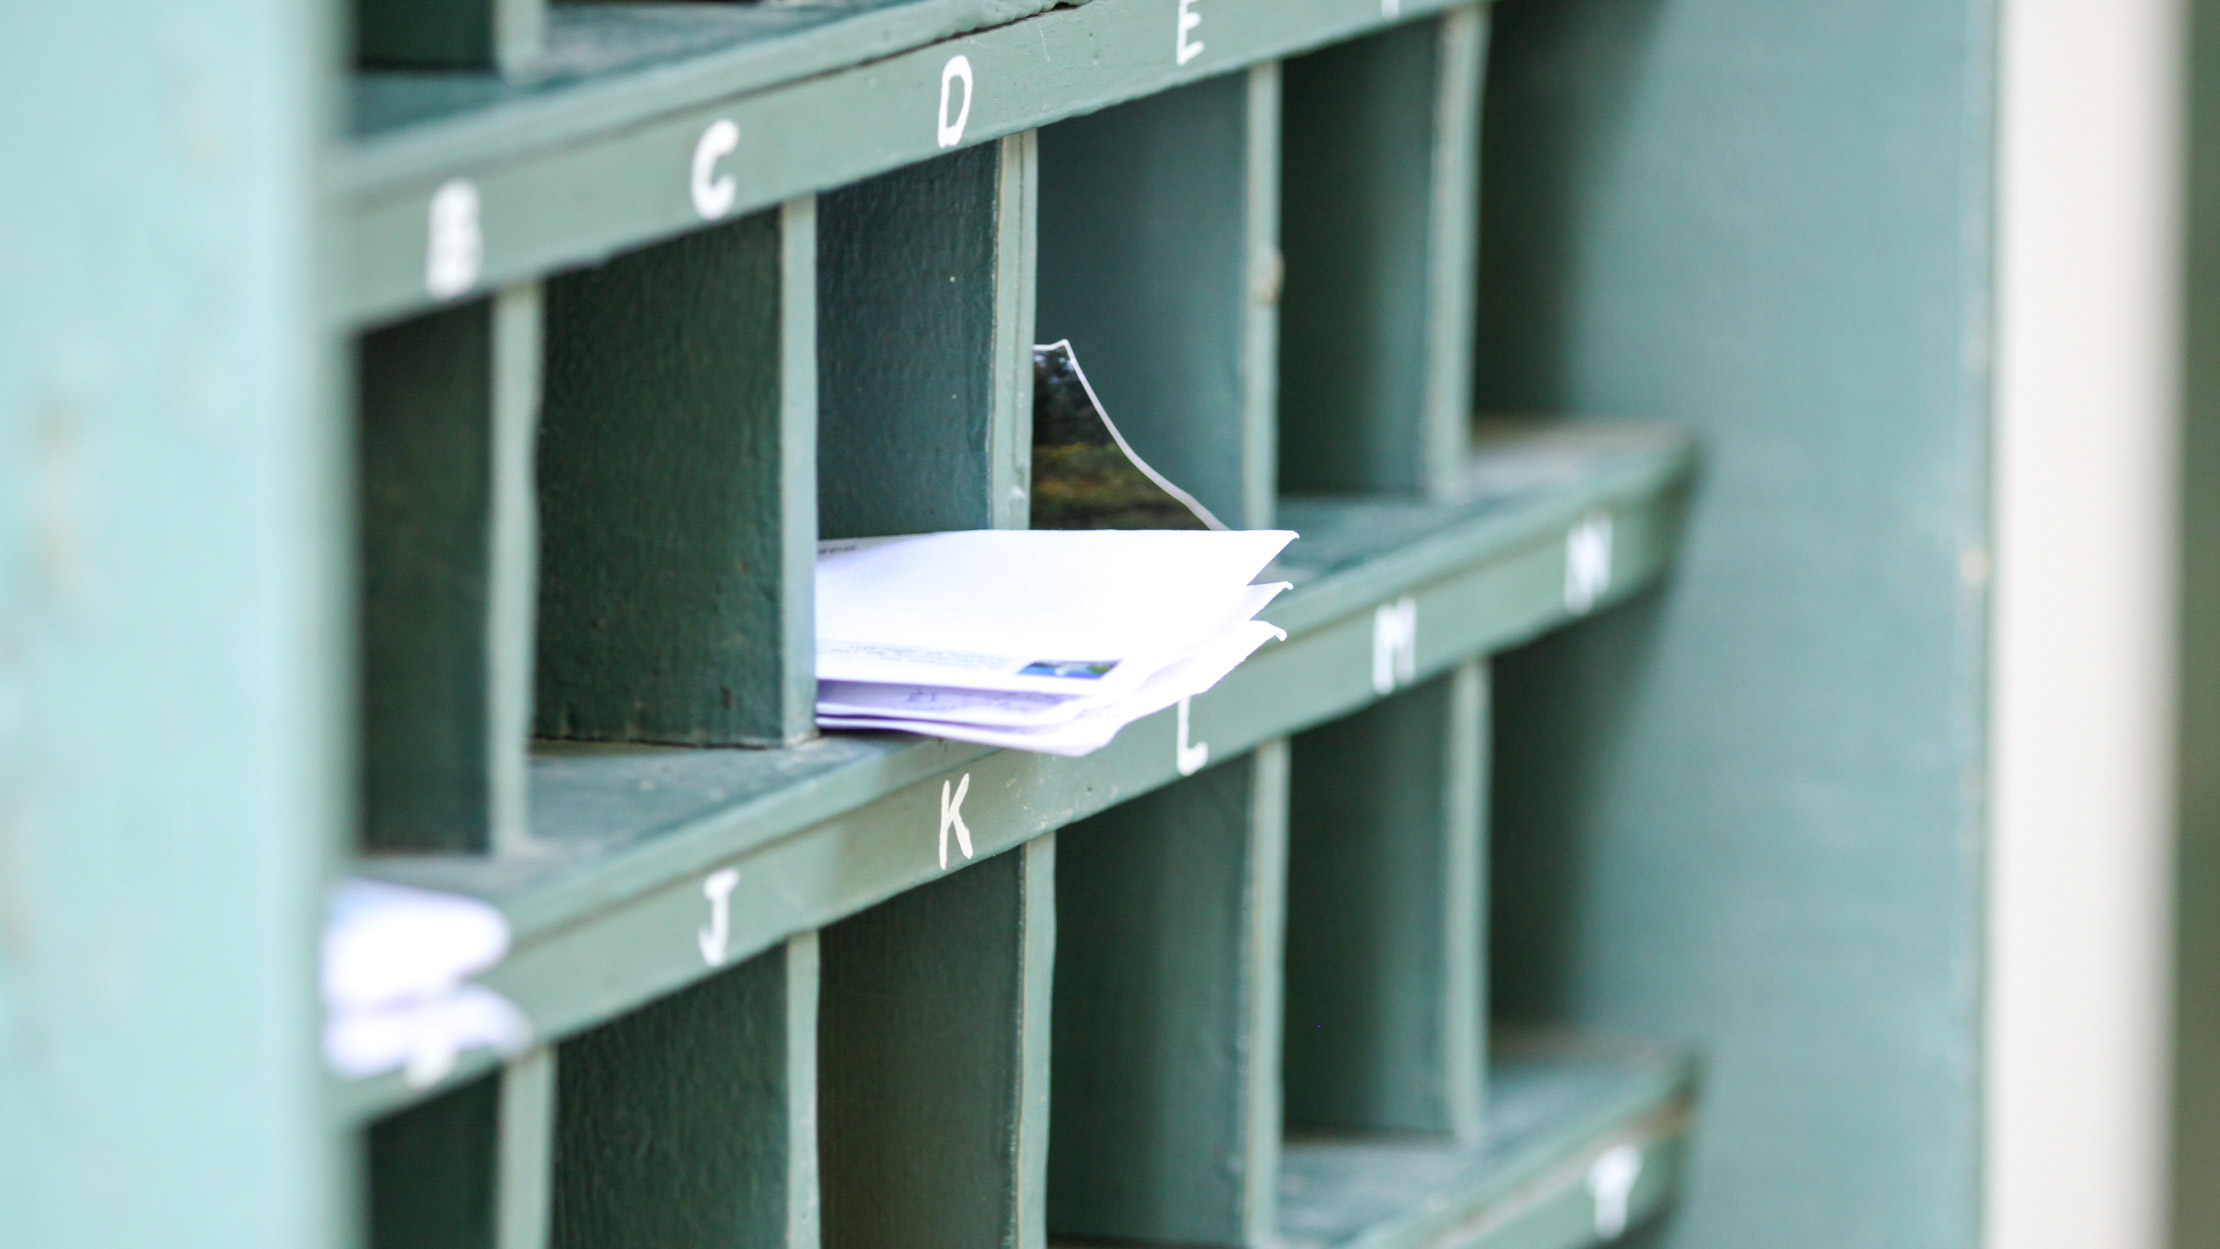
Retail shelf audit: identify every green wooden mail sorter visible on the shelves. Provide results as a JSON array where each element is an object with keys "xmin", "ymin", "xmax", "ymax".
[{"xmin": 0, "ymin": 2, "xmax": 1703, "ymax": 1248}]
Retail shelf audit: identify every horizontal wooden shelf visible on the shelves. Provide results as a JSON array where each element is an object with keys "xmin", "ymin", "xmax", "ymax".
[
  {"xmin": 333, "ymin": 0, "xmax": 1472, "ymax": 328},
  {"xmin": 355, "ymin": 1, "xmax": 1074, "ymax": 136},
  {"xmin": 1046, "ymin": 1038, "xmax": 1693, "ymax": 1249},
  {"xmin": 1275, "ymin": 1039, "xmax": 1694, "ymax": 1249},
  {"xmin": 337, "ymin": 421, "xmax": 1692, "ymax": 1123}
]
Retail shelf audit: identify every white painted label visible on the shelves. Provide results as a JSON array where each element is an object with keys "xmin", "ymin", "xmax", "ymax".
[
  {"xmin": 937, "ymin": 55, "xmax": 975, "ymax": 149},
  {"xmin": 1371, "ymin": 596, "xmax": 1418, "ymax": 695},
  {"xmin": 697, "ymin": 867, "xmax": 741, "ymax": 967},
  {"xmin": 1176, "ymin": 697, "xmax": 1210, "ymax": 776},
  {"xmin": 1564, "ymin": 512, "xmax": 1615, "ymax": 615},
  {"xmin": 1587, "ymin": 1143, "xmax": 1644, "ymax": 1239},
  {"xmin": 424, "ymin": 179, "xmax": 483, "ymax": 300},
  {"xmin": 1175, "ymin": 0, "xmax": 1205, "ymax": 65},
  {"xmin": 690, "ymin": 118, "xmax": 741, "ymax": 220},
  {"xmin": 939, "ymin": 773, "xmax": 975, "ymax": 869}
]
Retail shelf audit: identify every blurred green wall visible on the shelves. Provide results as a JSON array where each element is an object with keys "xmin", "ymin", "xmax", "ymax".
[{"xmin": 1477, "ymin": 2, "xmax": 1991, "ymax": 1245}]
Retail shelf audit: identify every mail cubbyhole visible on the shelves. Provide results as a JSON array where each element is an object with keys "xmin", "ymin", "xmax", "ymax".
[
  {"xmin": 357, "ymin": 292, "xmax": 539, "ymax": 854},
  {"xmin": 357, "ymin": 0, "xmax": 544, "ymax": 74},
  {"xmin": 366, "ymin": 1072, "xmax": 501, "ymax": 1249},
  {"xmin": 1038, "ymin": 68, "xmax": 1281, "ymax": 531},
  {"xmin": 1282, "ymin": 661, "xmax": 1489, "ymax": 1140},
  {"xmin": 818, "ymin": 138, "xmax": 1034, "ymax": 537},
  {"xmin": 536, "ymin": 202, "xmax": 816, "ymax": 748},
  {"xmin": 818, "ymin": 840, "xmax": 1053, "ymax": 1249},
  {"xmin": 1048, "ymin": 745, "xmax": 1288, "ymax": 1248},
  {"xmin": 552, "ymin": 936, "xmax": 818, "ymax": 1249},
  {"xmin": 1280, "ymin": 11, "xmax": 1487, "ymax": 501}
]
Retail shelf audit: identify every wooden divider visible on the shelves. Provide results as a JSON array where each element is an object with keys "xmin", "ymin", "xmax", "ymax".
[
  {"xmin": 1048, "ymin": 742, "xmax": 1289, "ymax": 1248},
  {"xmin": 497, "ymin": 1049, "xmax": 557, "ymax": 1249}
]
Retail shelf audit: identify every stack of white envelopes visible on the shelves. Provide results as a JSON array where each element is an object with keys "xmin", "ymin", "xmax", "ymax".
[{"xmin": 816, "ymin": 528, "xmax": 1296, "ymax": 756}]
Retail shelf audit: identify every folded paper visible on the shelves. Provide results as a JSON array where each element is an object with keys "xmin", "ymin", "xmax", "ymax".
[{"xmin": 323, "ymin": 879, "xmax": 530, "ymax": 1085}]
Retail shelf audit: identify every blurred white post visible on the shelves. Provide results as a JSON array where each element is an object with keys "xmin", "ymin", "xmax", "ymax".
[{"xmin": 1991, "ymin": 2, "xmax": 2183, "ymax": 1248}]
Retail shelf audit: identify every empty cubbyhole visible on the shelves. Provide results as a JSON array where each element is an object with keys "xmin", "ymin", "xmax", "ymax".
[
  {"xmin": 817, "ymin": 137, "xmax": 1035, "ymax": 537},
  {"xmin": 535, "ymin": 202, "xmax": 816, "ymax": 748},
  {"xmin": 366, "ymin": 1052, "xmax": 559, "ymax": 1249},
  {"xmin": 1281, "ymin": 661, "xmax": 1489, "ymax": 1140},
  {"xmin": 1037, "ymin": 67, "xmax": 1281, "ymax": 530},
  {"xmin": 553, "ymin": 937, "xmax": 818, "ymax": 1248},
  {"xmin": 1279, "ymin": 11, "xmax": 1487, "ymax": 500},
  {"xmin": 1047, "ymin": 745, "xmax": 1288, "ymax": 1249},
  {"xmin": 357, "ymin": 291, "xmax": 539, "ymax": 854},
  {"xmin": 366, "ymin": 1073, "xmax": 501, "ymax": 1249},
  {"xmin": 356, "ymin": 0, "xmax": 544, "ymax": 73},
  {"xmin": 818, "ymin": 841, "xmax": 1053, "ymax": 1249}
]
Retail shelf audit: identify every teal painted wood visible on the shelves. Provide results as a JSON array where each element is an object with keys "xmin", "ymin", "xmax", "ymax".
[
  {"xmin": 819, "ymin": 838, "xmax": 1055, "ymax": 1249},
  {"xmin": 370, "ymin": 1075, "xmax": 500, "ymax": 1249},
  {"xmin": 338, "ymin": 425, "xmax": 1691, "ymax": 1122},
  {"xmin": 0, "ymin": 0, "xmax": 341, "ymax": 1242},
  {"xmin": 1244, "ymin": 63, "xmax": 1286, "ymax": 532},
  {"xmin": 489, "ymin": 285, "xmax": 544, "ymax": 852},
  {"xmin": 996, "ymin": 132, "xmax": 1044, "ymax": 530},
  {"xmin": 1276, "ymin": 1041, "xmax": 1692, "ymax": 1249},
  {"xmin": 329, "ymin": 0, "xmax": 1476, "ymax": 329},
  {"xmin": 497, "ymin": 1049, "xmax": 556, "ymax": 1249},
  {"xmin": 536, "ymin": 198, "xmax": 817, "ymax": 747},
  {"xmin": 359, "ymin": 300, "xmax": 496, "ymax": 852},
  {"xmin": 1476, "ymin": 2, "xmax": 1989, "ymax": 1246},
  {"xmin": 353, "ymin": 283, "xmax": 535, "ymax": 854},
  {"xmin": 1427, "ymin": 7, "xmax": 1485, "ymax": 495},
  {"xmin": 1284, "ymin": 661, "xmax": 1487, "ymax": 1139},
  {"xmin": 819, "ymin": 137, "xmax": 1033, "ymax": 537},
  {"xmin": 552, "ymin": 935, "xmax": 817, "ymax": 1249},
  {"xmin": 1016, "ymin": 837, "xmax": 1056, "ymax": 1249},
  {"xmin": 358, "ymin": 0, "xmax": 545, "ymax": 75},
  {"xmin": 2180, "ymin": 4, "xmax": 2220, "ymax": 1241},
  {"xmin": 357, "ymin": 0, "xmax": 1091, "ymax": 136},
  {"xmin": 1038, "ymin": 68, "xmax": 1275, "ymax": 529},
  {"xmin": 1280, "ymin": 8, "xmax": 1487, "ymax": 500},
  {"xmin": 1049, "ymin": 742, "xmax": 1289, "ymax": 1247}
]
